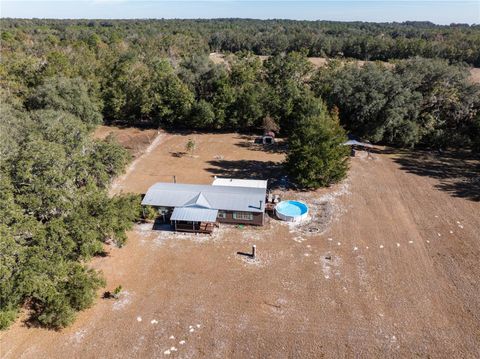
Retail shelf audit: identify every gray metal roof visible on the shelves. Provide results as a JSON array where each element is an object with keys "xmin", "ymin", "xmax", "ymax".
[
  {"xmin": 170, "ymin": 207, "xmax": 218, "ymax": 222},
  {"xmin": 343, "ymin": 140, "xmax": 373, "ymax": 148},
  {"xmin": 141, "ymin": 182, "xmax": 266, "ymax": 212},
  {"xmin": 184, "ymin": 192, "xmax": 211, "ymax": 208},
  {"xmin": 212, "ymin": 177, "xmax": 268, "ymax": 189}
]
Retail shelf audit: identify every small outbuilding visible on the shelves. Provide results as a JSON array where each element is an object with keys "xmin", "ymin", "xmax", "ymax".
[
  {"xmin": 343, "ymin": 139, "xmax": 373, "ymax": 157},
  {"xmin": 262, "ymin": 131, "xmax": 275, "ymax": 145}
]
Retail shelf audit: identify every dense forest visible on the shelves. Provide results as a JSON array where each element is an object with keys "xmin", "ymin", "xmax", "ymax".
[
  {"xmin": 2, "ymin": 19, "xmax": 480, "ymax": 65},
  {"xmin": 1, "ymin": 19, "xmax": 479, "ymax": 330}
]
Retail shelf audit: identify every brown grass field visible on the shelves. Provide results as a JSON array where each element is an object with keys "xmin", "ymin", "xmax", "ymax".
[
  {"xmin": 93, "ymin": 126, "xmax": 160, "ymax": 159},
  {"xmin": 1, "ymin": 130, "xmax": 479, "ymax": 358}
]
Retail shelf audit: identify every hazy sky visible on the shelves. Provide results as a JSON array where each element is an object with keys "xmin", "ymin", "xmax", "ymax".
[{"xmin": 1, "ymin": 1, "xmax": 479, "ymax": 25}]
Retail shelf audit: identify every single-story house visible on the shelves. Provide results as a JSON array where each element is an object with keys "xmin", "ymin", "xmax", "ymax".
[{"xmin": 141, "ymin": 178, "xmax": 267, "ymax": 233}]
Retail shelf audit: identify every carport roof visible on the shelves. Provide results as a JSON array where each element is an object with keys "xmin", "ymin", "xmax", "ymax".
[{"xmin": 170, "ymin": 207, "xmax": 218, "ymax": 222}]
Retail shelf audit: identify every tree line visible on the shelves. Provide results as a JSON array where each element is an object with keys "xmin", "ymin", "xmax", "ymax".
[
  {"xmin": 2, "ymin": 19, "xmax": 480, "ymax": 65},
  {"xmin": 313, "ymin": 58, "xmax": 480, "ymax": 149},
  {"xmin": 1, "ymin": 19, "xmax": 479, "ymax": 150},
  {"xmin": 0, "ymin": 85, "xmax": 140, "ymax": 329}
]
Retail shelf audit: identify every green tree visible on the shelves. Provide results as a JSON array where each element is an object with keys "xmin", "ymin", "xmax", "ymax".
[
  {"xmin": 394, "ymin": 58, "xmax": 480, "ymax": 148},
  {"xmin": 28, "ymin": 77, "xmax": 103, "ymax": 127},
  {"xmin": 286, "ymin": 103, "xmax": 349, "ymax": 189},
  {"xmin": 229, "ymin": 83, "xmax": 267, "ymax": 130},
  {"xmin": 312, "ymin": 62, "xmax": 421, "ymax": 147},
  {"xmin": 148, "ymin": 59, "xmax": 195, "ymax": 128},
  {"xmin": 186, "ymin": 138, "xmax": 196, "ymax": 156},
  {"xmin": 313, "ymin": 58, "xmax": 480, "ymax": 148},
  {"xmin": 0, "ymin": 225, "xmax": 24, "ymax": 329},
  {"xmin": 264, "ymin": 52, "xmax": 314, "ymax": 135},
  {"xmin": 41, "ymin": 51, "xmax": 74, "ymax": 78},
  {"xmin": 0, "ymin": 100, "xmax": 31, "ymax": 164},
  {"xmin": 189, "ymin": 100, "xmax": 216, "ymax": 129}
]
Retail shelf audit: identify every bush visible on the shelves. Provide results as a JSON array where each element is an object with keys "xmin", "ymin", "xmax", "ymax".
[
  {"xmin": 0, "ymin": 307, "xmax": 18, "ymax": 330},
  {"xmin": 143, "ymin": 205, "xmax": 158, "ymax": 221},
  {"xmin": 35, "ymin": 297, "xmax": 76, "ymax": 329},
  {"xmin": 113, "ymin": 285, "xmax": 123, "ymax": 299}
]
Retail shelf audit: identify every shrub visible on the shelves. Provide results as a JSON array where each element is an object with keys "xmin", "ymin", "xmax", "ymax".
[{"xmin": 143, "ymin": 205, "xmax": 158, "ymax": 221}]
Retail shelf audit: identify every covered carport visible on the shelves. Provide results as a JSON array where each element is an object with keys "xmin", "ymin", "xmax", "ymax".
[
  {"xmin": 170, "ymin": 207, "xmax": 218, "ymax": 233},
  {"xmin": 343, "ymin": 139, "xmax": 374, "ymax": 157}
]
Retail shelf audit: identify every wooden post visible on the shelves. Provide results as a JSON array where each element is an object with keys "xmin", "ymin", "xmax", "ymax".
[{"xmin": 252, "ymin": 245, "xmax": 256, "ymax": 258}]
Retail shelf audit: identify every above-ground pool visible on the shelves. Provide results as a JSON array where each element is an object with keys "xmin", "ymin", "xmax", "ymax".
[{"xmin": 275, "ymin": 200, "xmax": 309, "ymax": 222}]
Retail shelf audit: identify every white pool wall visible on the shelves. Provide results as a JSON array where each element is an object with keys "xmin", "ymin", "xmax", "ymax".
[{"xmin": 275, "ymin": 201, "xmax": 309, "ymax": 222}]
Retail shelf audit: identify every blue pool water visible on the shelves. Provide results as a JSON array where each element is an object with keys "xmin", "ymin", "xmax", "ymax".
[{"xmin": 276, "ymin": 200, "xmax": 308, "ymax": 217}]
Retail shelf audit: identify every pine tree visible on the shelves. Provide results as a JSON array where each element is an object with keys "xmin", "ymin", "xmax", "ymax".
[{"xmin": 286, "ymin": 105, "xmax": 349, "ymax": 189}]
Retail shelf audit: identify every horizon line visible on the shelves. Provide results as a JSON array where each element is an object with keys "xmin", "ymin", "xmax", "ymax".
[{"xmin": 1, "ymin": 17, "xmax": 478, "ymax": 26}]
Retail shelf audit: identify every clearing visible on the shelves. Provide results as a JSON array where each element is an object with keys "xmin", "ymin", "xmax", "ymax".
[
  {"xmin": 1, "ymin": 130, "xmax": 479, "ymax": 358},
  {"xmin": 93, "ymin": 125, "xmax": 159, "ymax": 159}
]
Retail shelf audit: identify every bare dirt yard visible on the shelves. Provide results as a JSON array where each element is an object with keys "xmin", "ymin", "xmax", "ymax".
[
  {"xmin": 2, "ymin": 131, "xmax": 479, "ymax": 358},
  {"xmin": 94, "ymin": 125, "xmax": 160, "ymax": 159},
  {"xmin": 109, "ymin": 131, "xmax": 286, "ymax": 195}
]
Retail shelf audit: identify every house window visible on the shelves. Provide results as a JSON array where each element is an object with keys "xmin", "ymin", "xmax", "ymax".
[
  {"xmin": 233, "ymin": 211, "xmax": 253, "ymax": 221},
  {"xmin": 218, "ymin": 211, "xmax": 227, "ymax": 219}
]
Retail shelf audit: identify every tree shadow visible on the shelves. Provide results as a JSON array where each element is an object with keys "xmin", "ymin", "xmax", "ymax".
[
  {"xmin": 20, "ymin": 305, "xmax": 61, "ymax": 331},
  {"xmin": 95, "ymin": 250, "xmax": 110, "ymax": 258},
  {"xmin": 170, "ymin": 151, "xmax": 187, "ymax": 158},
  {"xmin": 393, "ymin": 149, "xmax": 480, "ymax": 202},
  {"xmin": 205, "ymin": 159, "xmax": 286, "ymax": 189},
  {"xmin": 234, "ymin": 138, "xmax": 288, "ymax": 154}
]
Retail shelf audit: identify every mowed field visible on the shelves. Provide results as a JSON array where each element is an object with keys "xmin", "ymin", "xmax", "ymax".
[{"xmin": 1, "ymin": 130, "xmax": 479, "ymax": 358}]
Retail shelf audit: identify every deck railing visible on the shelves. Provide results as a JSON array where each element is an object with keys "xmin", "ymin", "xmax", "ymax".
[{"xmin": 174, "ymin": 221, "xmax": 214, "ymax": 234}]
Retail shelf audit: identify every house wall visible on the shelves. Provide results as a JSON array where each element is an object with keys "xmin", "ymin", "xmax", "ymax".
[
  {"xmin": 217, "ymin": 211, "xmax": 264, "ymax": 226},
  {"xmin": 147, "ymin": 206, "xmax": 264, "ymax": 226}
]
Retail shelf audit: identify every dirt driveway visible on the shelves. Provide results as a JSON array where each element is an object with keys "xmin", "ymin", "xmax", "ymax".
[{"xmin": 1, "ymin": 132, "xmax": 479, "ymax": 358}]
